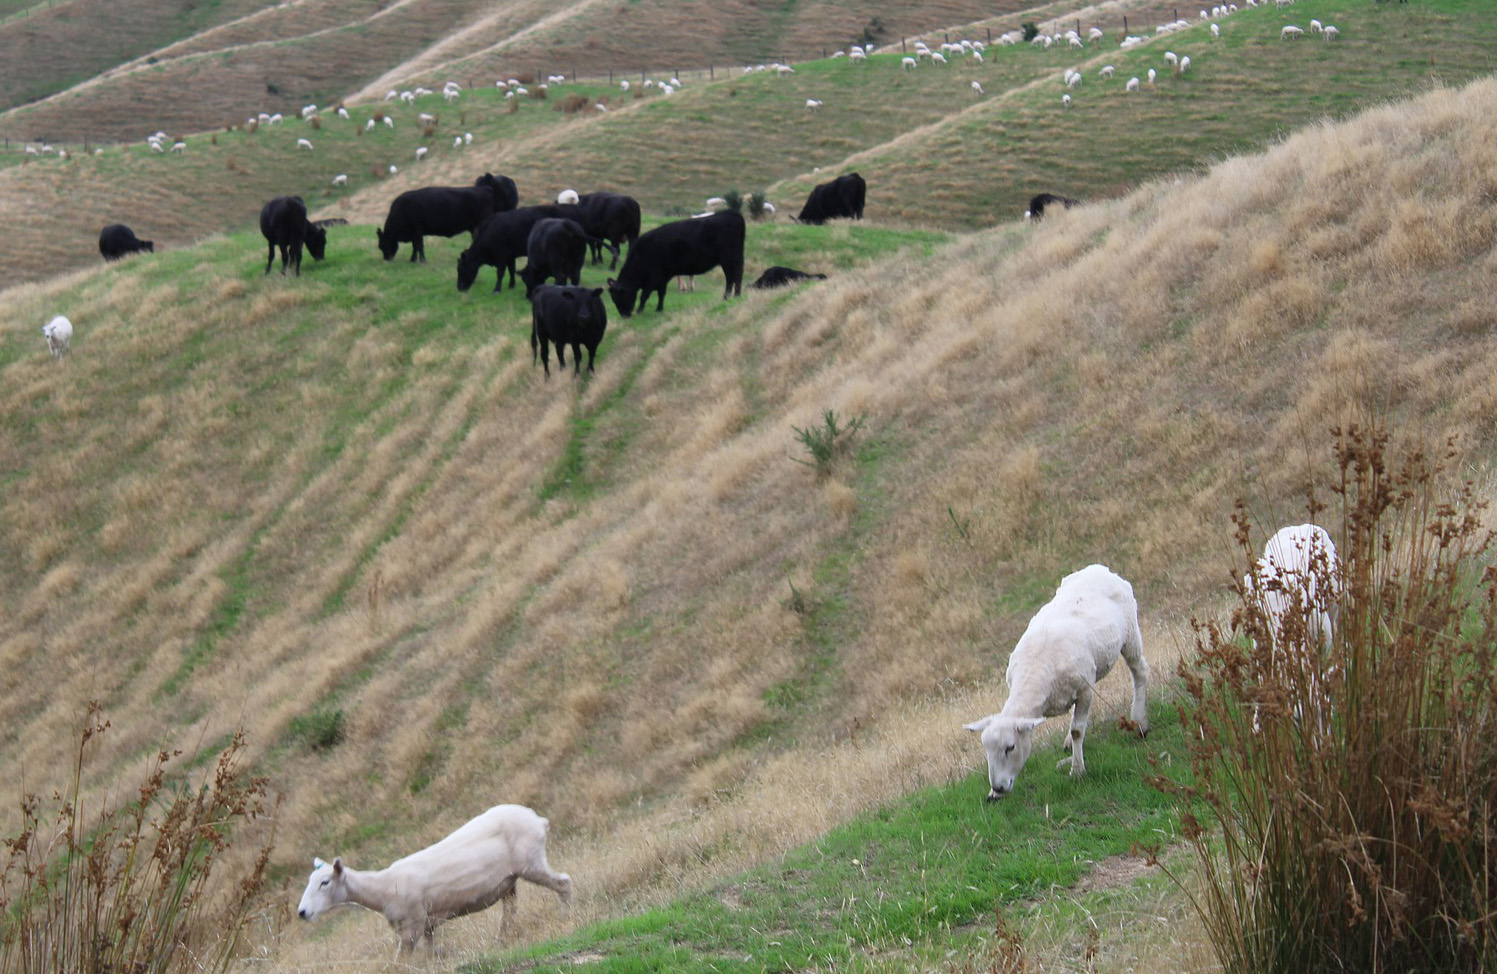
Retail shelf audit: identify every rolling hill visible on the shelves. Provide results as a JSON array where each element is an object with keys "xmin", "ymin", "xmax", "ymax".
[{"xmin": 2, "ymin": 0, "xmax": 1496, "ymax": 970}]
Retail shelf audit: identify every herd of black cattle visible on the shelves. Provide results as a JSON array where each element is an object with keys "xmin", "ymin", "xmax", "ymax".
[{"xmin": 97, "ymin": 171, "xmax": 868, "ymax": 377}]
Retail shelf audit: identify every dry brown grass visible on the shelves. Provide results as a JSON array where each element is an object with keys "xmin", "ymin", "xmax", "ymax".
[{"xmin": 5, "ymin": 72, "xmax": 1497, "ymax": 973}]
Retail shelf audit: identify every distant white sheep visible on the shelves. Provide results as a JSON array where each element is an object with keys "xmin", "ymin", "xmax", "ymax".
[
  {"xmin": 964, "ymin": 565, "xmax": 1150, "ymax": 799},
  {"xmin": 1179, "ymin": 55, "xmax": 1191, "ymax": 74},
  {"xmin": 297, "ymin": 804, "xmax": 571, "ymax": 955},
  {"xmin": 297, "ymin": 138, "xmax": 313, "ymax": 151},
  {"xmin": 1126, "ymin": 76, "xmax": 1140, "ymax": 91},
  {"xmin": 43, "ymin": 315, "xmax": 72, "ymax": 359},
  {"xmin": 557, "ymin": 189, "xmax": 579, "ymax": 204},
  {"xmin": 464, "ymin": 132, "xmax": 473, "ymax": 145},
  {"xmin": 171, "ymin": 141, "xmax": 186, "ymax": 153},
  {"xmin": 931, "ymin": 52, "xmax": 947, "ymax": 64},
  {"xmin": 418, "ymin": 112, "xmax": 435, "ymax": 124},
  {"xmin": 971, "ymin": 81, "xmax": 984, "ymax": 95},
  {"xmin": 1309, "ymin": 18, "xmax": 1322, "ymax": 32},
  {"xmin": 902, "ymin": 56, "xmax": 917, "ymax": 70},
  {"xmin": 268, "ymin": 113, "xmax": 283, "ymax": 125},
  {"xmin": 1164, "ymin": 51, "xmax": 1179, "ymax": 66},
  {"xmin": 333, "ymin": 173, "xmax": 348, "ymax": 186},
  {"xmin": 805, "ymin": 98, "xmax": 823, "ymax": 110},
  {"xmin": 1281, "ymin": 25, "xmax": 1304, "ymax": 39},
  {"xmin": 1062, "ymin": 93, "xmax": 1071, "ymax": 107},
  {"xmin": 415, "ymin": 146, "xmax": 428, "ymax": 160},
  {"xmin": 1099, "ymin": 64, "xmax": 1115, "ymax": 78},
  {"xmin": 1323, "ymin": 25, "xmax": 1339, "ymax": 40},
  {"xmin": 1088, "ymin": 26, "xmax": 1104, "ymax": 41},
  {"xmin": 620, "ymin": 79, "xmax": 631, "ymax": 91},
  {"xmin": 1211, "ymin": 23, "xmax": 1220, "ymax": 37},
  {"xmin": 336, "ymin": 106, "xmax": 350, "ymax": 120},
  {"xmin": 383, "ymin": 116, "xmax": 395, "ymax": 128},
  {"xmin": 454, "ymin": 135, "xmax": 463, "ymax": 149},
  {"xmin": 1147, "ymin": 67, "xmax": 1157, "ymax": 83}
]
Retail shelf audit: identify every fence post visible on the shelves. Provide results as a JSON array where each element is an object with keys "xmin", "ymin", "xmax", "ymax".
[
  {"xmin": 1122, "ymin": 15, "xmax": 1128, "ymax": 35},
  {"xmin": 901, "ymin": 37, "xmax": 906, "ymax": 53},
  {"xmin": 608, "ymin": 69, "xmax": 613, "ymax": 85},
  {"xmin": 709, "ymin": 64, "xmax": 714, "ymax": 79},
  {"xmin": 986, "ymin": 27, "xmax": 991, "ymax": 43}
]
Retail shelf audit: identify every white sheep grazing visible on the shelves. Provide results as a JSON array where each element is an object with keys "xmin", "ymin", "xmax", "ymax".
[
  {"xmin": 268, "ymin": 113, "xmax": 283, "ymax": 125},
  {"xmin": 1309, "ymin": 18, "xmax": 1322, "ymax": 32},
  {"xmin": 383, "ymin": 115, "xmax": 395, "ymax": 128},
  {"xmin": 1066, "ymin": 72, "xmax": 1083, "ymax": 88},
  {"xmin": 1088, "ymin": 26, "xmax": 1104, "ymax": 41},
  {"xmin": 1126, "ymin": 76, "xmax": 1141, "ymax": 91},
  {"xmin": 901, "ymin": 56, "xmax": 917, "ymax": 70},
  {"xmin": 415, "ymin": 146, "xmax": 428, "ymax": 160},
  {"xmin": 418, "ymin": 112, "xmax": 435, "ymax": 124},
  {"xmin": 365, "ymin": 119, "xmax": 376, "ymax": 131},
  {"xmin": 1179, "ymin": 55, "xmax": 1191, "ymax": 73},
  {"xmin": 464, "ymin": 132, "xmax": 473, "ymax": 145},
  {"xmin": 1245, "ymin": 524, "xmax": 1341, "ymax": 651},
  {"xmin": 297, "ymin": 804, "xmax": 571, "ymax": 955},
  {"xmin": 1147, "ymin": 67, "xmax": 1157, "ymax": 83},
  {"xmin": 705, "ymin": 196, "xmax": 727, "ymax": 210},
  {"xmin": 930, "ymin": 52, "xmax": 947, "ymax": 64},
  {"xmin": 1281, "ymin": 25, "xmax": 1304, "ymax": 39},
  {"xmin": 454, "ymin": 135, "xmax": 463, "ymax": 149},
  {"xmin": 1099, "ymin": 64, "xmax": 1115, "ymax": 78},
  {"xmin": 171, "ymin": 141, "xmax": 187, "ymax": 153},
  {"xmin": 971, "ymin": 81, "xmax": 984, "ymax": 95},
  {"xmin": 297, "ymin": 138, "xmax": 313, "ymax": 151},
  {"xmin": 557, "ymin": 189, "xmax": 580, "ymax": 205},
  {"xmin": 805, "ymin": 98, "xmax": 823, "ymax": 110},
  {"xmin": 333, "ymin": 173, "xmax": 348, "ymax": 186},
  {"xmin": 1164, "ymin": 51, "xmax": 1179, "ymax": 66},
  {"xmin": 964, "ymin": 565, "xmax": 1150, "ymax": 799},
  {"xmin": 1211, "ymin": 22, "xmax": 1220, "ymax": 37},
  {"xmin": 337, "ymin": 106, "xmax": 350, "ymax": 120},
  {"xmin": 1062, "ymin": 93, "xmax": 1071, "ymax": 107},
  {"xmin": 43, "ymin": 315, "xmax": 73, "ymax": 359},
  {"xmin": 1323, "ymin": 25, "xmax": 1339, "ymax": 40}
]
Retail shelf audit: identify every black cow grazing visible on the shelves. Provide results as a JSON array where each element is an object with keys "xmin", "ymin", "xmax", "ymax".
[
  {"xmin": 99, "ymin": 224, "xmax": 154, "ymax": 261},
  {"xmin": 456, "ymin": 203, "xmax": 587, "ymax": 293},
  {"xmin": 576, "ymin": 192, "xmax": 641, "ymax": 269},
  {"xmin": 259, "ymin": 196, "xmax": 328, "ymax": 276},
  {"xmin": 530, "ymin": 285, "xmax": 608, "ymax": 378},
  {"xmin": 377, "ymin": 172, "xmax": 516, "ymax": 262},
  {"xmin": 751, "ymin": 266, "xmax": 827, "ymax": 290},
  {"xmin": 519, "ymin": 218, "xmax": 619, "ymax": 298},
  {"xmin": 1025, "ymin": 193, "xmax": 1079, "ymax": 220},
  {"xmin": 606, "ymin": 210, "xmax": 745, "ymax": 318},
  {"xmin": 794, "ymin": 172, "xmax": 866, "ymax": 225}
]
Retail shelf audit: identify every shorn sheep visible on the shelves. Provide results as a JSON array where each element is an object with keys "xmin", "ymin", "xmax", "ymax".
[
  {"xmin": 43, "ymin": 315, "xmax": 73, "ymax": 359},
  {"xmin": 964, "ymin": 564, "xmax": 1150, "ymax": 800},
  {"xmin": 1245, "ymin": 523, "xmax": 1341, "ymax": 650},
  {"xmin": 297, "ymin": 804, "xmax": 572, "ymax": 955}
]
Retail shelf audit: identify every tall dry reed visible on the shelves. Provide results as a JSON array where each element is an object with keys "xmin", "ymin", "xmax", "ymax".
[
  {"xmin": 1156, "ymin": 424, "xmax": 1497, "ymax": 972},
  {"xmin": 0, "ymin": 703, "xmax": 275, "ymax": 974}
]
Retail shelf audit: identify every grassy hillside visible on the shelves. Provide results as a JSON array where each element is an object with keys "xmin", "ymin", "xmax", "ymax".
[
  {"xmin": 5, "ymin": 53, "xmax": 1497, "ymax": 970},
  {"xmin": 0, "ymin": 0, "xmax": 1013, "ymax": 143},
  {"xmin": 4, "ymin": 0, "xmax": 1495, "ymax": 294}
]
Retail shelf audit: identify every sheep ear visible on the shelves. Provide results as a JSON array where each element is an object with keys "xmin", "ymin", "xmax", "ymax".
[
  {"xmin": 313, "ymin": 857, "xmax": 326, "ymax": 870},
  {"xmin": 963, "ymin": 716, "xmax": 995, "ymax": 733},
  {"xmin": 1020, "ymin": 717, "xmax": 1046, "ymax": 733},
  {"xmin": 332, "ymin": 857, "xmax": 344, "ymax": 876}
]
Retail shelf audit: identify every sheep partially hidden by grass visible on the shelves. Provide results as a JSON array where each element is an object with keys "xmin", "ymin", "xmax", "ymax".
[{"xmin": 963, "ymin": 565, "xmax": 1150, "ymax": 800}]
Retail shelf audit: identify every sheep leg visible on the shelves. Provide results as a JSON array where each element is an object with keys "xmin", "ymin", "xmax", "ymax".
[
  {"xmin": 498, "ymin": 885, "xmax": 518, "ymax": 940},
  {"xmin": 1057, "ymin": 688, "xmax": 1093, "ymax": 776},
  {"xmin": 1122, "ymin": 625, "xmax": 1150, "ymax": 736},
  {"xmin": 521, "ymin": 864, "xmax": 573, "ymax": 906}
]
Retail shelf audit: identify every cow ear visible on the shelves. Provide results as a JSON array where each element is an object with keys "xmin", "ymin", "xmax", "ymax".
[
  {"xmin": 606, "ymin": 278, "xmax": 618, "ymax": 289},
  {"xmin": 591, "ymin": 288, "xmax": 604, "ymax": 298},
  {"xmin": 332, "ymin": 857, "xmax": 344, "ymax": 876}
]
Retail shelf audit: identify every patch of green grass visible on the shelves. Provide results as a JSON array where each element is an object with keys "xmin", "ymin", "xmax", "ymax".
[{"xmin": 472, "ymin": 697, "xmax": 1186, "ymax": 974}]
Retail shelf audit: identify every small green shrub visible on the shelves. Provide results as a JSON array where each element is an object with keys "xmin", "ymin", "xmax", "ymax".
[
  {"xmin": 747, "ymin": 191, "xmax": 769, "ymax": 220},
  {"xmin": 791, "ymin": 409, "xmax": 865, "ymax": 478},
  {"xmin": 1021, "ymin": 22, "xmax": 1039, "ymax": 42},
  {"xmin": 287, "ymin": 707, "xmax": 345, "ymax": 752},
  {"xmin": 721, "ymin": 188, "xmax": 743, "ymax": 213}
]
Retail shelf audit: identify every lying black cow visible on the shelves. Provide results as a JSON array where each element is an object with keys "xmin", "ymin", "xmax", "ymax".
[
  {"xmin": 99, "ymin": 223, "xmax": 154, "ymax": 261},
  {"xmin": 1025, "ymin": 193, "xmax": 1079, "ymax": 220},
  {"xmin": 530, "ymin": 285, "xmax": 608, "ymax": 378},
  {"xmin": 794, "ymin": 172, "xmax": 866, "ymax": 225},
  {"xmin": 577, "ymin": 191, "xmax": 641, "ymax": 269},
  {"xmin": 377, "ymin": 172, "xmax": 516, "ymax": 262},
  {"xmin": 606, "ymin": 210, "xmax": 745, "ymax": 318},
  {"xmin": 518, "ymin": 218, "xmax": 618, "ymax": 298},
  {"xmin": 751, "ymin": 266, "xmax": 827, "ymax": 289},
  {"xmin": 456, "ymin": 203, "xmax": 587, "ymax": 292},
  {"xmin": 259, "ymin": 196, "xmax": 328, "ymax": 276}
]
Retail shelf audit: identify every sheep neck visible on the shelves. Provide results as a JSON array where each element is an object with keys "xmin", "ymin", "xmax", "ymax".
[{"xmin": 340, "ymin": 865, "xmax": 393, "ymax": 913}]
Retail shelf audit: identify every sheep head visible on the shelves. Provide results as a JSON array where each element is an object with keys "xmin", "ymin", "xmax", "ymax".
[
  {"xmin": 297, "ymin": 857, "xmax": 348, "ymax": 920},
  {"xmin": 963, "ymin": 715, "xmax": 1046, "ymax": 800}
]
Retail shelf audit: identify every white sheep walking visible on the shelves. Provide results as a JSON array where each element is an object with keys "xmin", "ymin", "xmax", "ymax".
[
  {"xmin": 297, "ymin": 804, "xmax": 571, "ymax": 955},
  {"xmin": 964, "ymin": 565, "xmax": 1149, "ymax": 799},
  {"xmin": 43, "ymin": 315, "xmax": 73, "ymax": 359}
]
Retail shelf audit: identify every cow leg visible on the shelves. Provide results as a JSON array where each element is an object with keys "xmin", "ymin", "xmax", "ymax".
[
  {"xmin": 410, "ymin": 237, "xmax": 422, "ymax": 263},
  {"xmin": 555, "ymin": 341, "xmax": 567, "ymax": 371},
  {"xmin": 292, "ymin": 242, "xmax": 302, "ymax": 277},
  {"xmin": 540, "ymin": 335, "xmax": 552, "ymax": 378},
  {"xmin": 265, "ymin": 241, "xmax": 276, "ymax": 275},
  {"xmin": 571, "ymin": 342, "xmax": 583, "ymax": 375},
  {"xmin": 653, "ymin": 287, "xmax": 665, "ymax": 312},
  {"xmin": 584, "ymin": 343, "xmax": 597, "ymax": 374}
]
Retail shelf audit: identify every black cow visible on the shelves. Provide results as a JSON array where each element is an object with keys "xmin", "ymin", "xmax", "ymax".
[
  {"xmin": 259, "ymin": 196, "xmax": 328, "ymax": 276},
  {"xmin": 456, "ymin": 203, "xmax": 587, "ymax": 292},
  {"xmin": 518, "ymin": 218, "xmax": 618, "ymax": 298},
  {"xmin": 751, "ymin": 266, "xmax": 827, "ymax": 289},
  {"xmin": 794, "ymin": 172, "xmax": 866, "ymax": 225},
  {"xmin": 99, "ymin": 224, "xmax": 154, "ymax": 261},
  {"xmin": 377, "ymin": 172, "xmax": 517, "ymax": 262},
  {"xmin": 606, "ymin": 210, "xmax": 745, "ymax": 318},
  {"xmin": 530, "ymin": 285, "xmax": 608, "ymax": 378},
  {"xmin": 1025, "ymin": 193, "xmax": 1079, "ymax": 220},
  {"xmin": 577, "ymin": 192, "xmax": 641, "ymax": 269}
]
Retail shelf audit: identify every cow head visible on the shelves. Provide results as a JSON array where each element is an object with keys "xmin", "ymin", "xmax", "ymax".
[
  {"xmin": 519, "ymin": 262, "xmax": 540, "ymax": 299},
  {"xmin": 305, "ymin": 223, "xmax": 328, "ymax": 262},
  {"xmin": 141, "ymin": 240, "xmax": 155, "ymax": 253},
  {"xmin": 606, "ymin": 278, "xmax": 636, "ymax": 319},
  {"xmin": 455, "ymin": 250, "xmax": 479, "ymax": 292},
  {"xmin": 376, "ymin": 227, "xmax": 397, "ymax": 261},
  {"xmin": 297, "ymin": 857, "xmax": 348, "ymax": 921},
  {"xmin": 963, "ymin": 715, "xmax": 1046, "ymax": 800}
]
